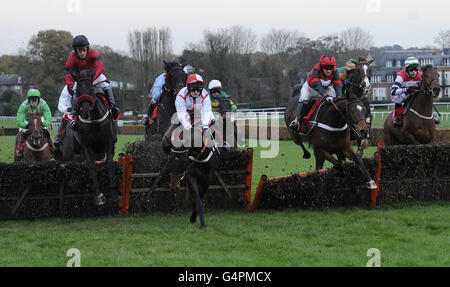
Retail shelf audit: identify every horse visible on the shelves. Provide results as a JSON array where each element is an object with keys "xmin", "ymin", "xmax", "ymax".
[
  {"xmin": 161, "ymin": 120, "xmax": 218, "ymax": 229},
  {"xmin": 145, "ymin": 60, "xmax": 187, "ymax": 140},
  {"xmin": 384, "ymin": 65, "xmax": 441, "ymax": 145},
  {"xmin": 14, "ymin": 111, "xmax": 52, "ymax": 164},
  {"xmin": 344, "ymin": 57, "xmax": 374, "ymax": 156},
  {"xmin": 70, "ymin": 69, "xmax": 120, "ymax": 205},
  {"xmin": 285, "ymin": 95, "xmax": 377, "ymax": 189}
]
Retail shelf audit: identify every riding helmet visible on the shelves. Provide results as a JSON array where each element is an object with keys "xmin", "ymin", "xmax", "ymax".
[
  {"xmin": 404, "ymin": 57, "xmax": 420, "ymax": 69},
  {"xmin": 72, "ymin": 35, "xmax": 90, "ymax": 51},
  {"xmin": 319, "ymin": 53, "xmax": 336, "ymax": 68},
  {"xmin": 208, "ymin": 80, "xmax": 222, "ymax": 91},
  {"xmin": 345, "ymin": 58, "xmax": 357, "ymax": 71},
  {"xmin": 27, "ymin": 89, "xmax": 41, "ymax": 104}
]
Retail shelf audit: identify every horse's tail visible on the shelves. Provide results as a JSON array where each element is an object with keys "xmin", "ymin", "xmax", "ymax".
[{"xmin": 292, "ymin": 83, "xmax": 302, "ymax": 98}]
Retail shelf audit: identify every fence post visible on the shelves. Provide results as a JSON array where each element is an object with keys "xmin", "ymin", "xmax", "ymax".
[
  {"xmin": 118, "ymin": 155, "xmax": 133, "ymax": 215},
  {"xmin": 370, "ymin": 142, "xmax": 384, "ymax": 207}
]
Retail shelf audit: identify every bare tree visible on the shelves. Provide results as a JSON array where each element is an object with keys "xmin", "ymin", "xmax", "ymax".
[
  {"xmin": 260, "ymin": 29, "xmax": 300, "ymax": 54},
  {"xmin": 339, "ymin": 27, "xmax": 374, "ymax": 51},
  {"xmin": 229, "ymin": 25, "xmax": 258, "ymax": 55},
  {"xmin": 128, "ymin": 27, "xmax": 173, "ymax": 111},
  {"xmin": 434, "ymin": 29, "xmax": 450, "ymax": 50}
]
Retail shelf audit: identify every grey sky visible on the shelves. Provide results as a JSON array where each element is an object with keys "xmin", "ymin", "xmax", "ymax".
[{"xmin": 1, "ymin": 0, "xmax": 449, "ymax": 56}]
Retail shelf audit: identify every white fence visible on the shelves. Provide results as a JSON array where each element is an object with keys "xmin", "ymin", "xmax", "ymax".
[{"xmin": 1, "ymin": 102, "xmax": 450, "ymax": 128}]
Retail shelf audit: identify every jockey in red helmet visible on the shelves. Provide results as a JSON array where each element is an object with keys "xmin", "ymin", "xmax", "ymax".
[{"xmin": 290, "ymin": 53, "xmax": 342, "ymax": 134}]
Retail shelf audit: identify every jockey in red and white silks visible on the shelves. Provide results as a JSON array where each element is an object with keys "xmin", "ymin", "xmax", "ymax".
[
  {"xmin": 175, "ymin": 74, "xmax": 214, "ymax": 131},
  {"xmin": 390, "ymin": 56, "xmax": 422, "ymax": 127}
]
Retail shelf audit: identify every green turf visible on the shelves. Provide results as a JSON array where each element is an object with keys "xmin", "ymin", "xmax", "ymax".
[
  {"xmin": 0, "ymin": 202, "xmax": 448, "ymax": 266},
  {"xmin": 0, "ymin": 134, "xmax": 448, "ymax": 267}
]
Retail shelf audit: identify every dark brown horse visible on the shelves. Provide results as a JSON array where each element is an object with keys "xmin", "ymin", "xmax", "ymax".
[
  {"xmin": 15, "ymin": 111, "xmax": 52, "ymax": 164},
  {"xmin": 145, "ymin": 60, "xmax": 187, "ymax": 140},
  {"xmin": 344, "ymin": 58, "xmax": 374, "ymax": 156},
  {"xmin": 384, "ymin": 65, "xmax": 440, "ymax": 145},
  {"xmin": 73, "ymin": 70, "xmax": 119, "ymax": 205},
  {"xmin": 162, "ymin": 121, "xmax": 218, "ymax": 229},
  {"xmin": 285, "ymin": 96, "xmax": 377, "ymax": 189}
]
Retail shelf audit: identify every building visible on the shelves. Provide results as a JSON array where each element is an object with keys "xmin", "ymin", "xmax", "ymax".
[
  {"xmin": 0, "ymin": 74, "xmax": 30, "ymax": 99},
  {"xmin": 368, "ymin": 47, "xmax": 450, "ymax": 102}
]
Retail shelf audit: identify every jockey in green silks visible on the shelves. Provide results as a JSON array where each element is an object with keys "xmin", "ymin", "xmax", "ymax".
[{"xmin": 15, "ymin": 89, "xmax": 53, "ymax": 159}]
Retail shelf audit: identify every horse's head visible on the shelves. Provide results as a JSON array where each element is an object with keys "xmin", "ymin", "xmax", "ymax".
[
  {"xmin": 338, "ymin": 97, "xmax": 368, "ymax": 136},
  {"xmin": 420, "ymin": 65, "xmax": 441, "ymax": 98},
  {"xmin": 26, "ymin": 111, "xmax": 44, "ymax": 146},
  {"xmin": 75, "ymin": 69, "xmax": 96, "ymax": 119},
  {"xmin": 164, "ymin": 60, "xmax": 187, "ymax": 96},
  {"xmin": 349, "ymin": 57, "xmax": 374, "ymax": 97}
]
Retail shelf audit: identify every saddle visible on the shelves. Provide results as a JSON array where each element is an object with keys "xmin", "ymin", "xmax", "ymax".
[{"xmin": 300, "ymin": 99, "xmax": 326, "ymax": 135}]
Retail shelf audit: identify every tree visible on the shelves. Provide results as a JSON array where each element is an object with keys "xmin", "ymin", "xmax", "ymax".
[
  {"xmin": 339, "ymin": 27, "xmax": 375, "ymax": 51},
  {"xmin": 27, "ymin": 30, "xmax": 73, "ymax": 111},
  {"xmin": 128, "ymin": 27, "xmax": 173, "ymax": 112},
  {"xmin": 260, "ymin": 29, "xmax": 299, "ymax": 54},
  {"xmin": 434, "ymin": 29, "xmax": 450, "ymax": 50}
]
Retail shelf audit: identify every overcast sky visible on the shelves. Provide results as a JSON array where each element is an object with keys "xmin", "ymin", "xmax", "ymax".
[{"xmin": 1, "ymin": 0, "xmax": 449, "ymax": 56}]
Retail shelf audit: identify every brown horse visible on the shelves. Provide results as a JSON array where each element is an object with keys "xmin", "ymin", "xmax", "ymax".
[
  {"xmin": 285, "ymin": 96, "xmax": 377, "ymax": 189},
  {"xmin": 384, "ymin": 65, "xmax": 440, "ymax": 145},
  {"xmin": 344, "ymin": 57, "xmax": 374, "ymax": 156},
  {"xmin": 162, "ymin": 121, "xmax": 217, "ymax": 229},
  {"xmin": 15, "ymin": 111, "xmax": 52, "ymax": 164}
]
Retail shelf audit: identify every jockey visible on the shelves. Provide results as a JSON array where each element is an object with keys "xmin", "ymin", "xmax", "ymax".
[
  {"xmin": 208, "ymin": 80, "xmax": 237, "ymax": 113},
  {"xmin": 146, "ymin": 64, "xmax": 194, "ymax": 118},
  {"xmin": 175, "ymin": 74, "xmax": 214, "ymax": 133},
  {"xmin": 290, "ymin": 53, "xmax": 342, "ymax": 133},
  {"xmin": 15, "ymin": 89, "xmax": 53, "ymax": 160},
  {"xmin": 55, "ymin": 35, "xmax": 119, "ymax": 148},
  {"xmin": 337, "ymin": 58, "xmax": 357, "ymax": 86},
  {"xmin": 391, "ymin": 56, "xmax": 421, "ymax": 127}
]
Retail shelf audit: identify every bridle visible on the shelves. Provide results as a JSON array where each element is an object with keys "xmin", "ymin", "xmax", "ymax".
[
  {"xmin": 330, "ymin": 98, "xmax": 365, "ymax": 138},
  {"xmin": 350, "ymin": 63, "xmax": 372, "ymax": 97}
]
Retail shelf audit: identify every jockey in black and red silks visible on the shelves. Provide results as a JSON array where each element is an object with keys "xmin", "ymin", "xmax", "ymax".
[
  {"xmin": 290, "ymin": 53, "xmax": 342, "ymax": 133},
  {"xmin": 54, "ymin": 35, "xmax": 120, "ymax": 149}
]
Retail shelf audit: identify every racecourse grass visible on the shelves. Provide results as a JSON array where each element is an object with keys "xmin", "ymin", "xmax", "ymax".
[
  {"xmin": 0, "ymin": 134, "xmax": 449, "ymax": 266},
  {"xmin": 0, "ymin": 202, "xmax": 448, "ymax": 266}
]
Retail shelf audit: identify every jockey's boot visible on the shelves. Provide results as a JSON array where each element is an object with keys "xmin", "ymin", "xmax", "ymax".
[
  {"xmin": 147, "ymin": 101, "xmax": 157, "ymax": 118},
  {"xmin": 42, "ymin": 128, "xmax": 54, "ymax": 151},
  {"xmin": 16, "ymin": 131, "xmax": 26, "ymax": 160},
  {"xmin": 393, "ymin": 106, "xmax": 402, "ymax": 128},
  {"xmin": 54, "ymin": 118, "xmax": 68, "ymax": 149},
  {"xmin": 105, "ymin": 86, "xmax": 119, "ymax": 120},
  {"xmin": 291, "ymin": 102, "xmax": 305, "ymax": 134},
  {"xmin": 69, "ymin": 98, "xmax": 78, "ymax": 130}
]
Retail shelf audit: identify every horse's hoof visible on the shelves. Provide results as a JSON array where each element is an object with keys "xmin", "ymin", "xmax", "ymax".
[
  {"xmin": 190, "ymin": 216, "xmax": 197, "ymax": 223},
  {"xmin": 367, "ymin": 180, "xmax": 377, "ymax": 190},
  {"xmin": 95, "ymin": 194, "xmax": 106, "ymax": 205},
  {"xmin": 303, "ymin": 152, "xmax": 311, "ymax": 159},
  {"xmin": 200, "ymin": 224, "xmax": 206, "ymax": 229}
]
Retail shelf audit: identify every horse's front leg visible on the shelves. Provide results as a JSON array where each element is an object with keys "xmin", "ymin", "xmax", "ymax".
[
  {"xmin": 343, "ymin": 144, "xmax": 377, "ymax": 189},
  {"xmin": 105, "ymin": 143, "xmax": 120, "ymax": 204},
  {"xmin": 314, "ymin": 147, "xmax": 338, "ymax": 170},
  {"xmin": 187, "ymin": 175, "xmax": 206, "ymax": 229},
  {"xmin": 84, "ymin": 147, "xmax": 105, "ymax": 205}
]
